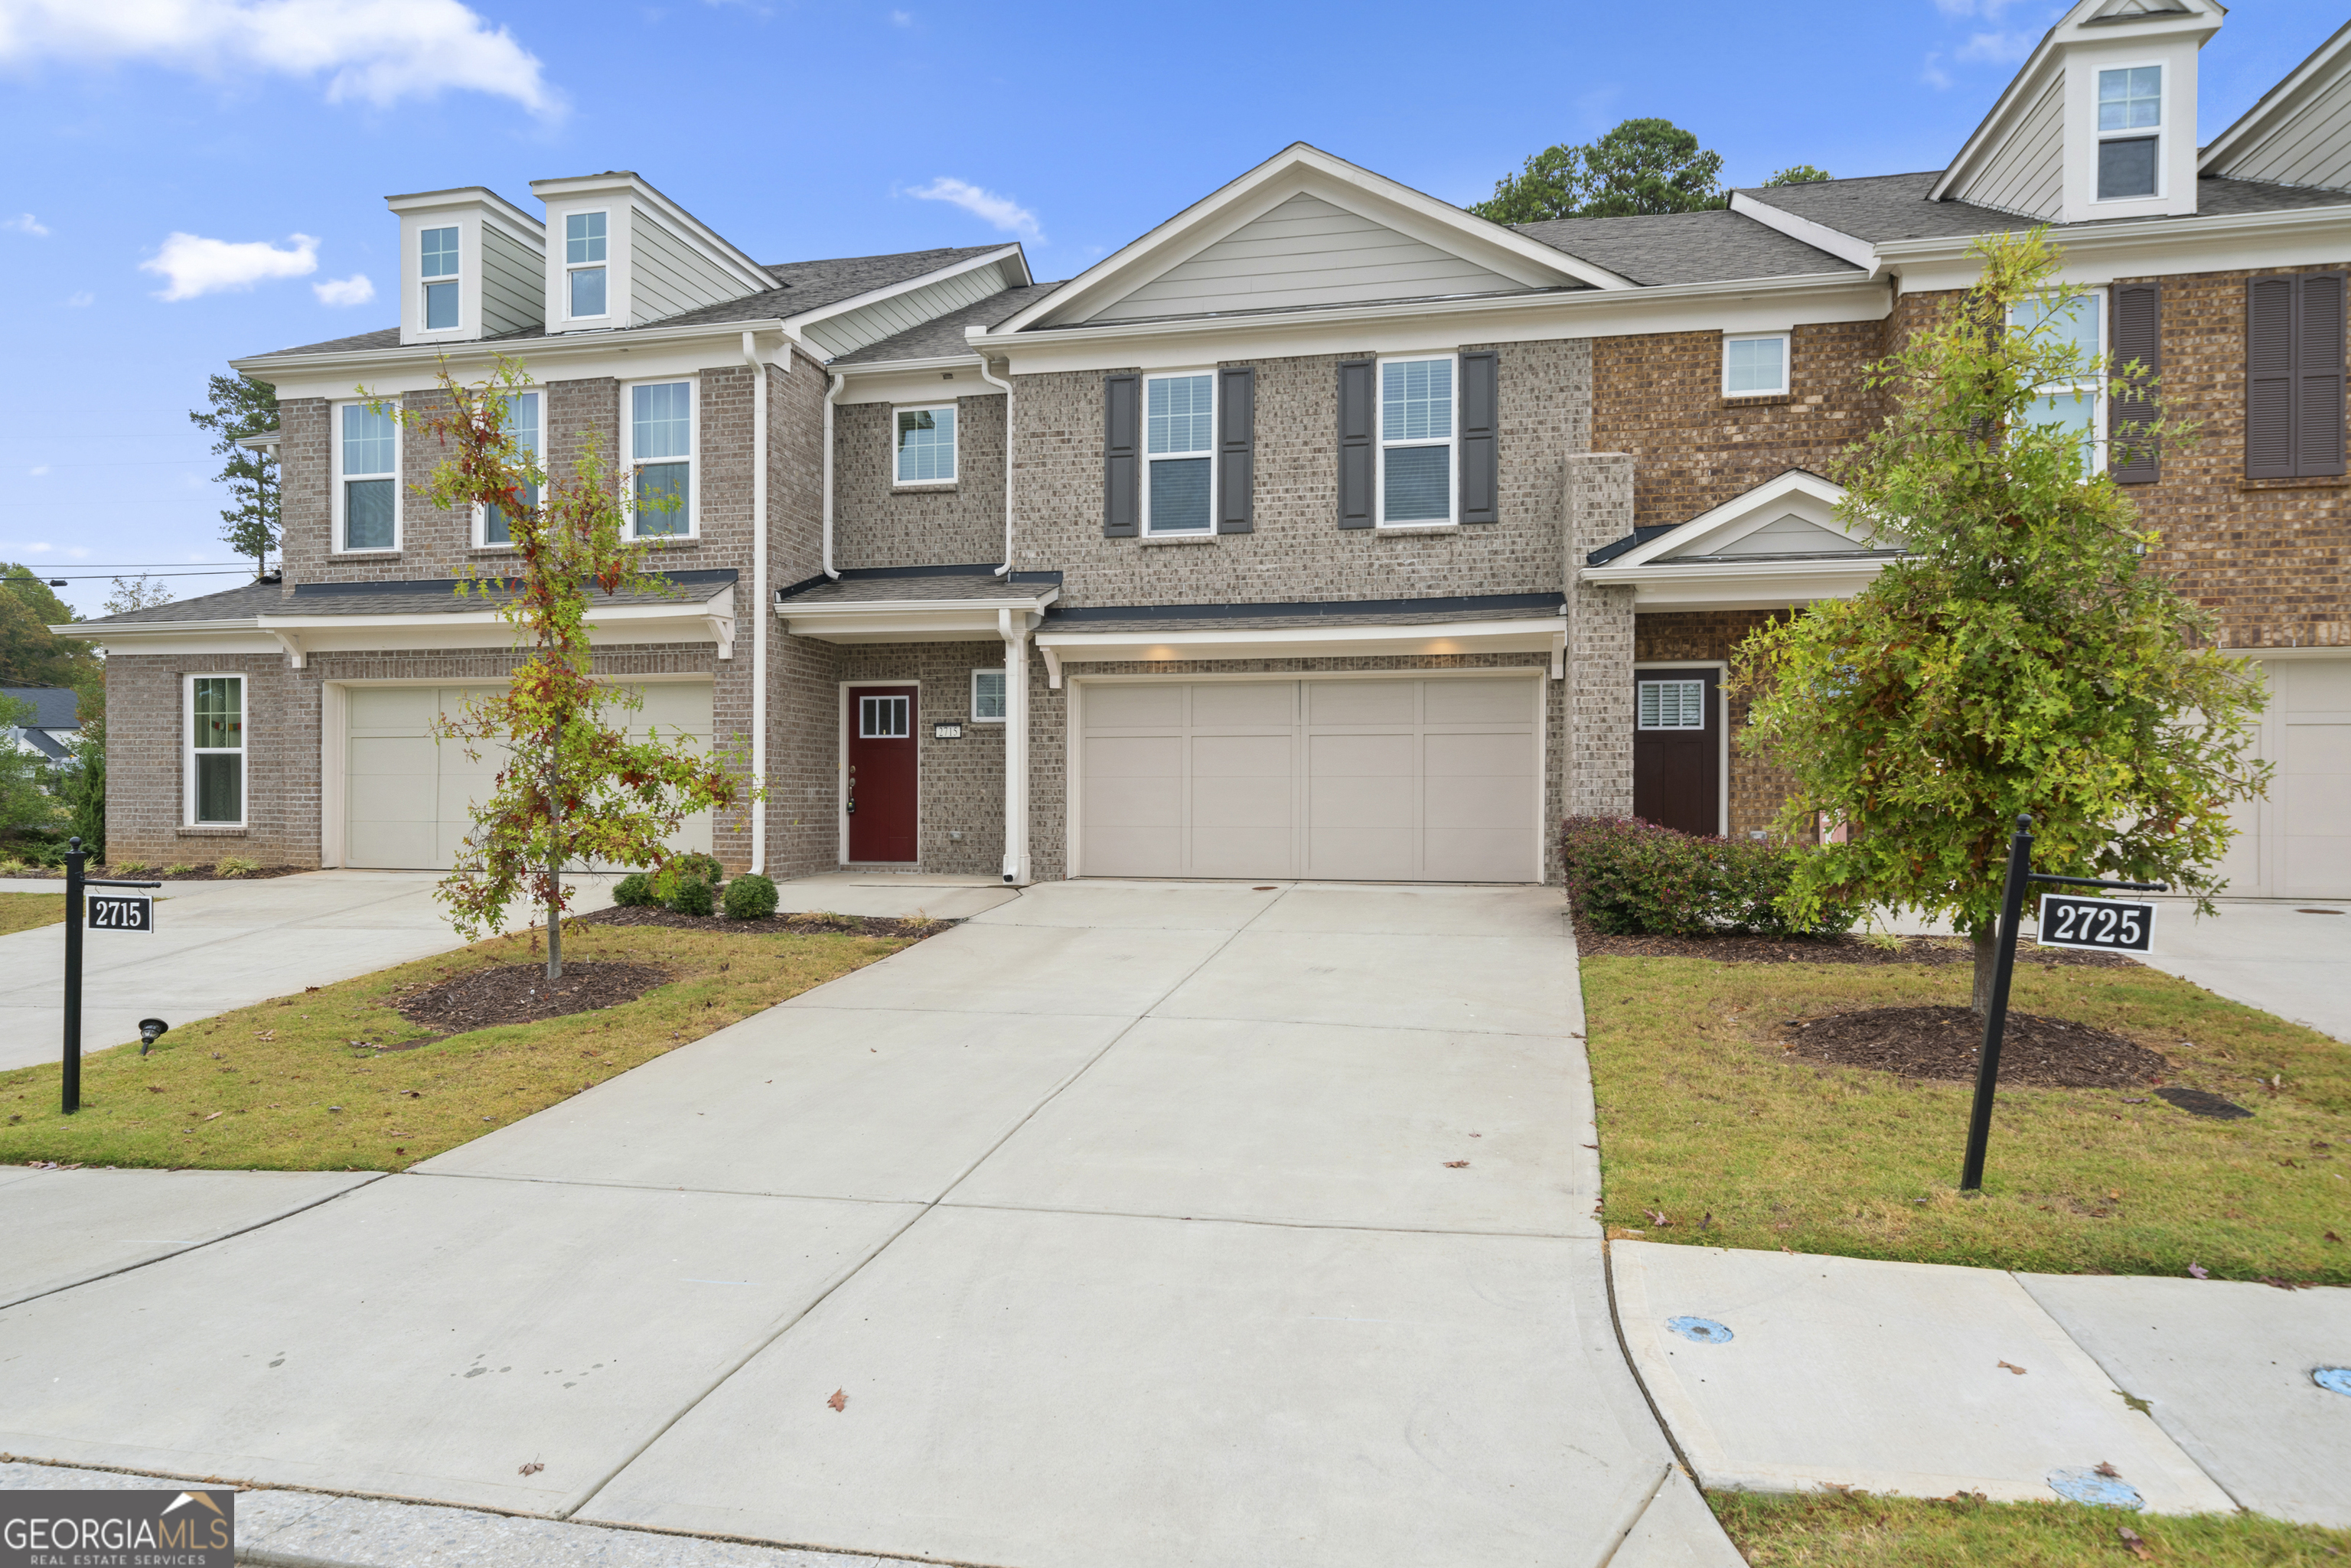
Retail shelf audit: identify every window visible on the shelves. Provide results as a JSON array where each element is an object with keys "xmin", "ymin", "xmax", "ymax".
[
  {"xmin": 421, "ymin": 225, "xmax": 460, "ymax": 331},
  {"xmin": 1723, "ymin": 334, "xmax": 1789, "ymax": 396},
  {"xmin": 1636, "ymin": 679, "xmax": 1707, "ymax": 731},
  {"xmin": 2097, "ymin": 66, "xmax": 2162, "ymax": 200},
  {"xmin": 479, "ymin": 390, "xmax": 540, "ymax": 546},
  {"xmin": 188, "ymin": 676, "xmax": 244, "ymax": 826},
  {"xmin": 626, "ymin": 380, "xmax": 694, "ymax": 538},
  {"xmin": 1378, "ymin": 355, "xmax": 1454, "ymax": 525},
  {"xmin": 895, "ymin": 405, "xmax": 957, "ymax": 485},
  {"xmin": 1143, "ymin": 372, "xmax": 1215, "ymax": 533},
  {"xmin": 566, "ymin": 211, "xmax": 608, "ymax": 319},
  {"xmin": 971, "ymin": 668, "xmax": 1006, "ymax": 723},
  {"xmin": 337, "ymin": 402, "xmax": 398, "ymax": 552},
  {"xmin": 859, "ymin": 694, "xmax": 911, "ymax": 738},
  {"xmin": 2014, "ymin": 290, "xmax": 2106, "ymax": 471}
]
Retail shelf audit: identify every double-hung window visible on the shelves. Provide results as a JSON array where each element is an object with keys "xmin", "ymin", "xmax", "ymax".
[
  {"xmin": 421, "ymin": 225, "xmax": 460, "ymax": 331},
  {"xmin": 337, "ymin": 402, "xmax": 398, "ymax": 552},
  {"xmin": 970, "ymin": 668, "xmax": 1006, "ymax": 723},
  {"xmin": 1143, "ymin": 372, "xmax": 1215, "ymax": 534},
  {"xmin": 1723, "ymin": 334, "xmax": 1790, "ymax": 396},
  {"xmin": 2097, "ymin": 66, "xmax": 2162, "ymax": 201},
  {"xmin": 188, "ymin": 676, "xmax": 244, "ymax": 826},
  {"xmin": 895, "ymin": 405, "xmax": 957, "ymax": 485},
  {"xmin": 2014, "ymin": 290, "xmax": 2106, "ymax": 472},
  {"xmin": 479, "ymin": 390, "xmax": 540, "ymax": 546},
  {"xmin": 1378, "ymin": 355, "xmax": 1455, "ymax": 525},
  {"xmin": 627, "ymin": 380, "xmax": 694, "ymax": 538},
  {"xmin": 566, "ymin": 211, "xmax": 608, "ymax": 320}
]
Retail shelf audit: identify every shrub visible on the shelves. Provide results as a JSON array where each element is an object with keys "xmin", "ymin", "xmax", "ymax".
[
  {"xmin": 670, "ymin": 852, "xmax": 723, "ymax": 888},
  {"xmin": 112, "ymin": 860, "xmax": 151, "ymax": 876},
  {"xmin": 1559, "ymin": 816, "xmax": 1854, "ymax": 938},
  {"xmin": 722, "ymin": 872, "xmax": 778, "ymax": 921},
  {"xmin": 611, "ymin": 872, "xmax": 657, "ymax": 907},
  {"xmin": 215, "ymin": 855, "xmax": 259, "ymax": 879},
  {"xmin": 669, "ymin": 877, "xmax": 715, "ymax": 918},
  {"xmin": 163, "ymin": 863, "xmax": 195, "ymax": 878}
]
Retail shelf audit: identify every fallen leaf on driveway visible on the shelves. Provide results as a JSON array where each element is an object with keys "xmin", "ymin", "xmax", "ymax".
[
  {"xmin": 827, "ymin": 1389, "xmax": 847, "ymax": 1413},
  {"xmin": 1643, "ymin": 1208, "xmax": 1671, "ymax": 1227},
  {"xmin": 1443, "ymin": 1160, "xmax": 1469, "ymax": 1169},
  {"xmin": 2118, "ymin": 1525, "xmax": 2153, "ymax": 1560},
  {"xmin": 1997, "ymin": 1361, "xmax": 2027, "ymax": 1375},
  {"xmin": 2095, "ymin": 1462, "xmax": 2120, "ymax": 1477},
  {"xmin": 2187, "ymin": 1263, "xmax": 2209, "ymax": 1280},
  {"xmin": 518, "ymin": 1462, "xmax": 543, "ymax": 1477},
  {"xmin": 202, "ymin": 1112, "xmax": 220, "ymax": 1123}
]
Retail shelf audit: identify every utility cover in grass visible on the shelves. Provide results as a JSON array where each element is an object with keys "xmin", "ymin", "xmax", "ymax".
[{"xmin": 1780, "ymin": 1006, "xmax": 2164, "ymax": 1088}]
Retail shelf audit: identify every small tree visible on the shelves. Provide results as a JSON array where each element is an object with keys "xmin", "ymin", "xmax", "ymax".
[
  {"xmin": 1764, "ymin": 165, "xmax": 1833, "ymax": 186},
  {"xmin": 380, "ymin": 359, "xmax": 748, "ymax": 979},
  {"xmin": 103, "ymin": 575, "xmax": 175, "ymax": 617},
  {"xmin": 1472, "ymin": 118, "xmax": 1732, "ymax": 223},
  {"xmin": 1735, "ymin": 229, "xmax": 2269, "ymax": 1012},
  {"xmin": 189, "ymin": 372, "xmax": 280, "ymax": 578}
]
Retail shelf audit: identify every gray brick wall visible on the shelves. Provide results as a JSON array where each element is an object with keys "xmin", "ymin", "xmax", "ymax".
[
  {"xmin": 836, "ymin": 641, "xmax": 1008, "ymax": 876},
  {"xmin": 1563, "ymin": 452, "xmax": 1635, "ymax": 817},
  {"xmin": 833, "ymin": 395, "xmax": 1007, "ymax": 570}
]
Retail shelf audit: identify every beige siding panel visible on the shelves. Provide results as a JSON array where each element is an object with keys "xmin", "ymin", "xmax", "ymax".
[
  {"xmin": 2216, "ymin": 657, "xmax": 2351, "ymax": 898},
  {"xmin": 1088, "ymin": 192, "xmax": 1525, "ymax": 323},
  {"xmin": 628, "ymin": 209, "xmax": 755, "ymax": 328},
  {"xmin": 799, "ymin": 266, "xmax": 1006, "ymax": 360},
  {"xmin": 480, "ymin": 226, "xmax": 544, "ymax": 337},
  {"xmin": 2219, "ymin": 59, "xmax": 2351, "ymax": 189},
  {"xmin": 1959, "ymin": 74, "xmax": 2064, "ymax": 219}
]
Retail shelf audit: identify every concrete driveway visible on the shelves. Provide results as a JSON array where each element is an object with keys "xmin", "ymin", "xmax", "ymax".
[
  {"xmin": 0, "ymin": 870, "xmax": 618, "ymax": 1071},
  {"xmin": 0, "ymin": 879, "xmax": 1726, "ymax": 1568},
  {"xmin": 2135, "ymin": 897, "xmax": 2351, "ymax": 1042}
]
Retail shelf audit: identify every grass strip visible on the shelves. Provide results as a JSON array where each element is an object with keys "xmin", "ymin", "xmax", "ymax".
[
  {"xmin": 0, "ymin": 921, "xmax": 911, "ymax": 1172},
  {"xmin": 1709, "ymin": 1489, "xmax": 2350, "ymax": 1566},
  {"xmin": 0, "ymin": 892, "xmax": 66, "ymax": 935},
  {"xmin": 1584, "ymin": 956, "xmax": 2349, "ymax": 1280}
]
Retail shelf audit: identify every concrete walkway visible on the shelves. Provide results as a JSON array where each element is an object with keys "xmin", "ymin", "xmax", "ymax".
[
  {"xmin": 0, "ymin": 879, "xmax": 1736, "ymax": 1568},
  {"xmin": 2134, "ymin": 897, "xmax": 2351, "ymax": 1042},
  {"xmin": 0, "ymin": 870, "xmax": 619, "ymax": 1071}
]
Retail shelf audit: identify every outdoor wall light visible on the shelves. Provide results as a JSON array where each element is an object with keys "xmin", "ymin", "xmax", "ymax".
[{"xmin": 138, "ymin": 1018, "xmax": 170, "ymax": 1055}]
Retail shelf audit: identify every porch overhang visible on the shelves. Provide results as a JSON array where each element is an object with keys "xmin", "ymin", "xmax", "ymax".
[
  {"xmin": 1577, "ymin": 556, "xmax": 1895, "ymax": 613},
  {"xmin": 777, "ymin": 592, "xmax": 1060, "ymax": 644}
]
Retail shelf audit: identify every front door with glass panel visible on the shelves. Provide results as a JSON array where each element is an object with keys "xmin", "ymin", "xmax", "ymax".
[
  {"xmin": 1632, "ymin": 668, "xmax": 1720, "ymax": 836},
  {"xmin": 846, "ymin": 686, "xmax": 919, "ymax": 862}
]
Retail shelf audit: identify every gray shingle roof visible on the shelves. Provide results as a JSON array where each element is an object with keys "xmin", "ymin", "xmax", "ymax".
[
  {"xmin": 835, "ymin": 284, "xmax": 1064, "ymax": 364},
  {"xmin": 1732, "ymin": 171, "xmax": 2351, "ymax": 245},
  {"xmin": 1514, "ymin": 209, "xmax": 1859, "ymax": 285},
  {"xmin": 74, "ymin": 579, "xmax": 289, "ymax": 625},
  {"xmin": 11, "ymin": 728, "xmax": 70, "ymax": 762},
  {"xmin": 779, "ymin": 572, "xmax": 1053, "ymax": 606},
  {"xmin": 73, "ymin": 571, "xmax": 734, "ymax": 627},
  {"xmin": 0, "ymin": 686, "xmax": 80, "ymax": 728}
]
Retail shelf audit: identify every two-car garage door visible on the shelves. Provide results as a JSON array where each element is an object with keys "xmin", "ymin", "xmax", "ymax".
[
  {"xmin": 1078, "ymin": 676, "xmax": 1542, "ymax": 882},
  {"xmin": 344, "ymin": 683, "xmax": 712, "ymax": 870}
]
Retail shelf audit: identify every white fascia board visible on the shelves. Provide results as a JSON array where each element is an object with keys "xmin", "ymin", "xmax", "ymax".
[
  {"xmin": 1579, "ymin": 556, "xmax": 1893, "ymax": 612},
  {"xmin": 1036, "ymin": 615, "xmax": 1566, "ymax": 664},
  {"xmin": 529, "ymin": 171, "xmax": 774, "ymax": 290},
  {"xmin": 1727, "ymin": 191, "xmax": 1882, "ymax": 273},
  {"xmin": 987, "ymin": 144, "xmax": 1633, "ymax": 336},
  {"xmin": 779, "ymin": 591, "xmax": 1059, "ymax": 644},
  {"xmin": 974, "ymin": 271, "xmax": 1889, "ymax": 376},
  {"xmin": 50, "ymin": 618, "xmax": 260, "ymax": 641},
  {"xmin": 2199, "ymin": 15, "xmax": 2351, "ymax": 174},
  {"xmin": 833, "ymin": 362, "xmax": 1003, "ymax": 406},
  {"xmin": 784, "ymin": 246, "xmax": 1026, "ymax": 335},
  {"xmin": 1877, "ymin": 200, "xmax": 2351, "ymax": 292},
  {"xmin": 387, "ymin": 185, "xmax": 543, "ymax": 239},
  {"xmin": 1605, "ymin": 471, "xmax": 1858, "ymax": 570},
  {"xmin": 233, "ymin": 321, "xmax": 791, "ymax": 396}
]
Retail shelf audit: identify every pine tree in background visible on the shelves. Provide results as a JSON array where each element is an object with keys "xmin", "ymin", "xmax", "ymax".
[{"xmin": 189, "ymin": 372, "xmax": 280, "ymax": 578}]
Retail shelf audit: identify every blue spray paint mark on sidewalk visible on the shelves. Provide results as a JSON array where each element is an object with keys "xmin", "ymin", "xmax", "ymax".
[
  {"xmin": 1666, "ymin": 1316, "xmax": 1733, "ymax": 1344},
  {"xmin": 2047, "ymin": 1468, "xmax": 2144, "ymax": 1508},
  {"xmin": 2315, "ymin": 1367, "xmax": 2351, "ymax": 1397}
]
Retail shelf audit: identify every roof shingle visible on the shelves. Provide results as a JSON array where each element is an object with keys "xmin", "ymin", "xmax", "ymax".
[{"xmin": 1514, "ymin": 209, "xmax": 1859, "ymax": 285}]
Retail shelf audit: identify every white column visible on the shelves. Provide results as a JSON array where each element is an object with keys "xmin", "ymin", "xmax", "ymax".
[{"xmin": 1000, "ymin": 608, "xmax": 1029, "ymax": 883}]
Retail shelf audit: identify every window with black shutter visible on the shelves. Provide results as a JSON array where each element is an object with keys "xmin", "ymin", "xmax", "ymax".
[
  {"xmin": 2108, "ymin": 282, "xmax": 2160, "ymax": 484},
  {"xmin": 2246, "ymin": 272, "xmax": 2346, "ymax": 479}
]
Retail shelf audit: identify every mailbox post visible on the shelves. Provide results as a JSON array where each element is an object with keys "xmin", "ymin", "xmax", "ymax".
[{"xmin": 60, "ymin": 837, "xmax": 161, "ymax": 1115}]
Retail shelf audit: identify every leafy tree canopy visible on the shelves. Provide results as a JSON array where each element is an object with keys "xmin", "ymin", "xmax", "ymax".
[
  {"xmin": 1471, "ymin": 118, "xmax": 1730, "ymax": 223},
  {"xmin": 1733, "ymin": 230, "xmax": 2268, "ymax": 1010},
  {"xmin": 189, "ymin": 372, "xmax": 279, "ymax": 576},
  {"xmin": 0, "ymin": 564, "xmax": 99, "ymax": 703},
  {"xmin": 1765, "ymin": 165, "xmax": 1833, "ymax": 186}
]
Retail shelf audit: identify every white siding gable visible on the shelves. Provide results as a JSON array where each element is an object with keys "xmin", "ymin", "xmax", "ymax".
[
  {"xmin": 1954, "ymin": 73, "xmax": 2066, "ymax": 219},
  {"xmin": 797, "ymin": 263, "xmax": 1011, "ymax": 359},
  {"xmin": 629, "ymin": 207, "xmax": 769, "ymax": 326},
  {"xmin": 1084, "ymin": 192, "xmax": 1527, "ymax": 324},
  {"xmin": 1672, "ymin": 513, "xmax": 1877, "ymax": 558}
]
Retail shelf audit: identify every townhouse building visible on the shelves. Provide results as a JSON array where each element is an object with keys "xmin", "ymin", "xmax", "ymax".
[{"xmin": 67, "ymin": 0, "xmax": 2351, "ymax": 899}]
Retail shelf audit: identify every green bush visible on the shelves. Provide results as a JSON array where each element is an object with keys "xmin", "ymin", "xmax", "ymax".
[
  {"xmin": 1560, "ymin": 816, "xmax": 1854, "ymax": 938},
  {"xmin": 669, "ymin": 877, "xmax": 715, "ymax": 918},
  {"xmin": 611, "ymin": 872, "xmax": 657, "ymax": 908},
  {"xmin": 669, "ymin": 852, "xmax": 723, "ymax": 888},
  {"xmin": 722, "ymin": 872, "xmax": 778, "ymax": 921},
  {"xmin": 214, "ymin": 855, "xmax": 259, "ymax": 879}
]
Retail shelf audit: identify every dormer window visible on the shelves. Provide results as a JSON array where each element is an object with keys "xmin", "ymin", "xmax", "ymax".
[
  {"xmin": 2097, "ymin": 66, "xmax": 2163, "ymax": 200},
  {"xmin": 566, "ymin": 211, "xmax": 608, "ymax": 319},
  {"xmin": 420, "ymin": 226, "xmax": 460, "ymax": 331}
]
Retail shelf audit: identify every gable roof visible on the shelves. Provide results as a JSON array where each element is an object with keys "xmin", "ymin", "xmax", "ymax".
[
  {"xmin": 2199, "ymin": 15, "xmax": 2351, "ymax": 185},
  {"xmin": 1515, "ymin": 209, "xmax": 1860, "ymax": 285},
  {"xmin": 833, "ymin": 284, "xmax": 1063, "ymax": 366},
  {"xmin": 0, "ymin": 686, "xmax": 80, "ymax": 729}
]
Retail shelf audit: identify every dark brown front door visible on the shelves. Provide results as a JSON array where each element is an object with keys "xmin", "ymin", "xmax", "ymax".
[
  {"xmin": 1632, "ymin": 667, "xmax": 1720, "ymax": 837},
  {"xmin": 847, "ymin": 685, "xmax": 918, "ymax": 862}
]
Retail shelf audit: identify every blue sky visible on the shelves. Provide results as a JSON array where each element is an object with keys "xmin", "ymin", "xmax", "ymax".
[{"xmin": 2, "ymin": 0, "xmax": 2343, "ymax": 618}]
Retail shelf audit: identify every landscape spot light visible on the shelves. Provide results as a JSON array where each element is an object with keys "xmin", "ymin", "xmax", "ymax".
[{"xmin": 139, "ymin": 1018, "xmax": 170, "ymax": 1055}]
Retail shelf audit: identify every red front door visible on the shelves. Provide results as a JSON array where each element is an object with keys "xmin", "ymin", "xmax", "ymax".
[{"xmin": 846, "ymin": 685, "xmax": 919, "ymax": 862}]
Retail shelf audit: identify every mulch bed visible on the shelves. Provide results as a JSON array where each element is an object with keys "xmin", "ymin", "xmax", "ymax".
[
  {"xmin": 1576, "ymin": 923, "xmax": 2140, "ymax": 969},
  {"xmin": 572, "ymin": 905, "xmax": 951, "ymax": 940},
  {"xmin": 6, "ymin": 865, "xmax": 310, "ymax": 882},
  {"xmin": 1779, "ymin": 1004, "xmax": 2167, "ymax": 1088},
  {"xmin": 391, "ymin": 962, "xmax": 673, "ymax": 1034}
]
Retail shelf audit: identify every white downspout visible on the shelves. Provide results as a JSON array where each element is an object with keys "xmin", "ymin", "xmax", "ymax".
[
  {"xmin": 973, "ymin": 347, "xmax": 1016, "ymax": 575},
  {"xmin": 821, "ymin": 369, "xmax": 846, "ymax": 580},
  {"xmin": 999, "ymin": 605, "xmax": 1029, "ymax": 883},
  {"xmin": 742, "ymin": 331, "xmax": 771, "ymax": 875}
]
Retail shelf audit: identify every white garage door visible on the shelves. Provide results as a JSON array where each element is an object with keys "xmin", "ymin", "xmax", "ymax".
[
  {"xmin": 1078, "ymin": 676, "xmax": 1541, "ymax": 882},
  {"xmin": 2217, "ymin": 655, "xmax": 2351, "ymax": 898},
  {"xmin": 344, "ymin": 683, "xmax": 713, "ymax": 870}
]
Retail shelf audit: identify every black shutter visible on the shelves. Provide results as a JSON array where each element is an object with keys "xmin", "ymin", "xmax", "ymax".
[
  {"xmin": 1337, "ymin": 357, "xmax": 1374, "ymax": 529},
  {"xmin": 2247, "ymin": 276, "xmax": 2297, "ymax": 478},
  {"xmin": 1218, "ymin": 366, "xmax": 1254, "ymax": 533},
  {"xmin": 1103, "ymin": 373, "xmax": 1140, "ymax": 536},
  {"xmin": 2296, "ymin": 272, "xmax": 2346, "ymax": 477},
  {"xmin": 2108, "ymin": 282, "xmax": 2160, "ymax": 484},
  {"xmin": 1458, "ymin": 350, "xmax": 1498, "ymax": 523}
]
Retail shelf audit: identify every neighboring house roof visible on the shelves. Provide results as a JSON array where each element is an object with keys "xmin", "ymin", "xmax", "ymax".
[
  {"xmin": 9, "ymin": 726, "xmax": 71, "ymax": 763},
  {"xmin": 1735, "ymin": 169, "xmax": 2350, "ymax": 246},
  {"xmin": 833, "ymin": 284, "xmax": 1065, "ymax": 365},
  {"xmin": 71, "ymin": 571, "xmax": 735, "ymax": 626},
  {"xmin": 0, "ymin": 686, "xmax": 80, "ymax": 729},
  {"xmin": 1514, "ymin": 210, "xmax": 1860, "ymax": 286}
]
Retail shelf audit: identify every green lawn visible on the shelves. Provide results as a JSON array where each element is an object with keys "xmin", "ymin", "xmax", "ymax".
[
  {"xmin": 0, "ymin": 891, "xmax": 65, "ymax": 934},
  {"xmin": 0, "ymin": 922, "xmax": 913, "ymax": 1171},
  {"xmin": 1583, "ymin": 954, "xmax": 2349, "ymax": 1280},
  {"xmin": 1710, "ymin": 1489, "xmax": 2349, "ymax": 1566}
]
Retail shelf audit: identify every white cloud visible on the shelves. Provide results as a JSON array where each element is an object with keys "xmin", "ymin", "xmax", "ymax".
[
  {"xmin": 888, "ymin": 9, "xmax": 911, "ymax": 24},
  {"xmin": 28, "ymin": 465, "xmax": 49, "ymax": 476},
  {"xmin": 1956, "ymin": 29, "xmax": 2033, "ymax": 64},
  {"xmin": 313, "ymin": 272, "xmax": 374, "ymax": 305},
  {"xmin": 3, "ymin": 213, "xmax": 48, "ymax": 236},
  {"xmin": 906, "ymin": 177, "xmax": 1042, "ymax": 243},
  {"xmin": 64, "ymin": 289, "xmax": 92, "ymax": 305},
  {"xmin": 1934, "ymin": 0, "xmax": 2026, "ymax": 15},
  {"xmin": 0, "ymin": 0, "xmax": 562, "ymax": 117},
  {"xmin": 1922, "ymin": 51, "xmax": 1954, "ymax": 90},
  {"xmin": 140, "ymin": 230, "xmax": 318, "ymax": 301}
]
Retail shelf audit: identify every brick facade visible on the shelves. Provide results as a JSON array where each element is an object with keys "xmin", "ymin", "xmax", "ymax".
[
  {"xmin": 836, "ymin": 641, "xmax": 1008, "ymax": 876},
  {"xmin": 1633, "ymin": 609, "xmax": 1801, "ymax": 840},
  {"xmin": 833, "ymin": 396, "xmax": 1009, "ymax": 571}
]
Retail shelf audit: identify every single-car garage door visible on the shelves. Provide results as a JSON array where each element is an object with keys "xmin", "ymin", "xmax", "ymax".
[
  {"xmin": 2217, "ymin": 655, "xmax": 2351, "ymax": 898},
  {"xmin": 344, "ymin": 682, "xmax": 713, "ymax": 870},
  {"xmin": 1078, "ymin": 676, "xmax": 1541, "ymax": 882}
]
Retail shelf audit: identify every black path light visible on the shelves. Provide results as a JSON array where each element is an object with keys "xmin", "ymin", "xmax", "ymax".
[{"xmin": 1961, "ymin": 814, "xmax": 2167, "ymax": 1193}]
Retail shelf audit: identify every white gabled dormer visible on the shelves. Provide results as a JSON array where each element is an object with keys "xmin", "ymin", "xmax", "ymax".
[
  {"xmin": 527, "ymin": 171, "xmax": 774, "ymax": 334},
  {"xmin": 1933, "ymin": 0, "xmax": 2224, "ymax": 225},
  {"xmin": 385, "ymin": 187, "xmax": 544, "ymax": 347}
]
